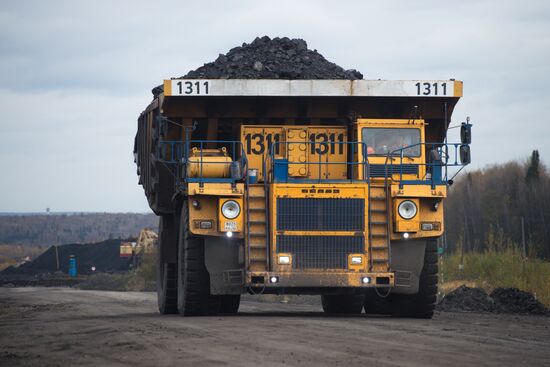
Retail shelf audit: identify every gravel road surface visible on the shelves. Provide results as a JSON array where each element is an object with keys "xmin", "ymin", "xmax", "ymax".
[{"xmin": 1, "ymin": 287, "xmax": 549, "ymax": 366}]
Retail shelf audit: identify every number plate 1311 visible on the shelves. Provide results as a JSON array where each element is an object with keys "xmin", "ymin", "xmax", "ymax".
[{"xmin": 171, "ymin": 80, "xmax": 211, "ymax": 95}]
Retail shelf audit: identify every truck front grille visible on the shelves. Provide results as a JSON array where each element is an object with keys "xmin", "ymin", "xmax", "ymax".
[
  {"xmin": 276, "ymin": 235, "xmax": 364, "ymax": 269},
  {"xmin": 369, "ymin": 164, "xmax": 418, "ymax": 177},
  {"xmin": 276, "ymin": 198, "xmax": 364, "ymax": 231}
]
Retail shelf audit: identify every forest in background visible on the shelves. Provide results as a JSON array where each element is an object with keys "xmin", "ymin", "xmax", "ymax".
[
  {"xmin": 445, "ymin": 150, "xmax": 550, "ymax": 259},
  {"xmin": 0, "ymin": 213, "xmax": 158, "ymax": 247}
]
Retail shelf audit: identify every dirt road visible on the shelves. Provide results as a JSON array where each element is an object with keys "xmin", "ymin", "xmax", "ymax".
[{"xmin": 1, "ymin": 287, "xmax": 549, "ymax": 366}]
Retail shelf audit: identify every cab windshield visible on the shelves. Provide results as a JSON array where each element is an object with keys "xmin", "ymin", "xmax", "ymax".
[{"xmin": 362, "ymin": 128, "xmax": 421, "ymax": 157}]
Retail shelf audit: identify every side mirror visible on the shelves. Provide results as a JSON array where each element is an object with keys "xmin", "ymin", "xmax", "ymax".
[
  {"xmin": 459, "ymin": 144, "xmax": 471, "ymax": 164},
  {"xmin": 460, "ymin": 121, "xmax": 472, "ymax": 144}
]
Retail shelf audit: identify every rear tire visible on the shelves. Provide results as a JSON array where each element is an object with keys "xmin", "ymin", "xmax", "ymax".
[
  {"xmin": 177, "ymin": 201, "xmax": 221, "ymax": 316},
  {"xmin": 219, "ymin": 295, "xmax": 241, "ymax": 314},
  {"xmin": 321, "ymin": 295, "xmax": 364, "ymax": 314},
  {"xmin": 157, "ymin": 215, "xmax": 178, "ymax": 314},
  {"xmin": 364, "ymin": 238, "xmax": 438, "ymax": 319}
]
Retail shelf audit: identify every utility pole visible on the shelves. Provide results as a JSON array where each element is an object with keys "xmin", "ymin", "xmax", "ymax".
[
  {"xmin": 54, "ymin": 245, "xmax": 60, "ymax": 271},
  {"xmin": 521, "ymin": 216, "xmax": 527, "ymax": 258},
  {"xmin": 459, "ymin": 223, "xmax": 465, "ymax": 273}
]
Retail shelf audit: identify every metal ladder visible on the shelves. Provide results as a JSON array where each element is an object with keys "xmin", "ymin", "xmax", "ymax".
[
  {"xmin": 245, "ymin": 184, "xmax": 269, "ymax": 273},
  {"xmin": 368, "ymin": 182, "xmax": 391, "ymax": 272}
]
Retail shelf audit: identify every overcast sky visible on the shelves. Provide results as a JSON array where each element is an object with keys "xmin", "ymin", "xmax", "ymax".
[{"xmin": 1, "ymin": 0, "xmax": 549, "ymax": 212}]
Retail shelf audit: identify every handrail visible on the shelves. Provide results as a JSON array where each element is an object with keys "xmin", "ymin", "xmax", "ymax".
[
  {"xmin": 156, "ymin": 139, "xmax": 249, "ymax": 186},
  {"xmin": 245, "ymin": 171, "xmax": 251, "ymax": 274},
  {"xmin": 263, "ymin": 141, "xmax": 371, "ymax": 183},
  {"xmin": 382, "ymin": 142, "xmax": 468, "ymax": 188}
]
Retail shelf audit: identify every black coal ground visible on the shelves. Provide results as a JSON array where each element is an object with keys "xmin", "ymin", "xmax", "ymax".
[
  {"xmin": 152, "ymin": 36, "xmax": 363, "ymax": 96},
  {"xmin": 0, "ymin": 239, "xmax": 131, "ymax": 277},
  {"xmin": 437, "ymin": 285, "xmax": 549, "ymax": 316}
]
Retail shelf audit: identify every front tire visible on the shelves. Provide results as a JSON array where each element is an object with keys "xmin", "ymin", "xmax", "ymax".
[
  {"xmin": 157, "ymin": 215, "xmax": 178, "ymax": 314},
  {"xmin": 177, "ymin": 201, "xmax": 221, "ymax": 316},
  {"xmin": 364, "ymin": 238, "xmax": 438, "ymax": 319}
]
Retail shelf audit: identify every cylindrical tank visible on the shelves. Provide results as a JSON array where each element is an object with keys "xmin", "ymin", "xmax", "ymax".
[
  {"xmin": 186, "ymin": 147, "xmax": 232, "ymax": 178},
  {"xmin": 248, "ymin": 169, "xmax": 258, "ymax": 184}
]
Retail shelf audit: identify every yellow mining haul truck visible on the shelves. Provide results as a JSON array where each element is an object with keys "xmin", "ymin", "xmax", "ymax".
[{"xmin": 134, "ymin": 79, "xmax": 472, "ymax": 318}]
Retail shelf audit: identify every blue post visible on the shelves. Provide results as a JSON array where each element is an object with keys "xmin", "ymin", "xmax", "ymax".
[{"xmin": 69, "ymin": 255, "xmax": 77, "ymax": 277}]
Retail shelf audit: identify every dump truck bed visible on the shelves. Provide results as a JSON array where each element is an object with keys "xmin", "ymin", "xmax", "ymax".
[{"xmin": 163, "ymin": 79, "xmax": 462, "ymax": 98}]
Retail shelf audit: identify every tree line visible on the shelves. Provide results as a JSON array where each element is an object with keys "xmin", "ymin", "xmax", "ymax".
[{"xmin": 445, "ymin": 150, "xmax": 550, "ymax": 259}]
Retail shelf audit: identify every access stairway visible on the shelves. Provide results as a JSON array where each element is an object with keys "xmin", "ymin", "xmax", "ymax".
[
  {"xmin": 368, "ymin": 184, "xmax": 391, "ymax": 272},
  {"xmin": 245, "ymin": 184, "xmax": 269, "ymax": 273}
]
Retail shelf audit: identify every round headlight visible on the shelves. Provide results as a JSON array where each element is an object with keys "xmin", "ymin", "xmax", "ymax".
[
  {"xmin": 398, "ymin": 200, "xmax": 417, "ymax": 220},
  {"xmin": 221, "ymin": 200, "xmax": 240, "ymax": 219}
]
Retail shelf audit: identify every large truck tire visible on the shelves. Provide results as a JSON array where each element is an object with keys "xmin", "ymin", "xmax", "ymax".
[
  {"xmin": 321, "ymin": 295, "xmax": 364, "ymax": 314},
  {"xmin": 177, "ymin": 202, "xmax": 221, "ymax": 316},
  {"xmin": 219, "ymin": 295, "xmax": 241, "ymax": 314},
  {"xmin": 157, "ymin": 215, "xmax": 179, "ymax": 314},
  {"xmin": 364, "ymin": 238, "xmax": 438, "ymax": 319}
]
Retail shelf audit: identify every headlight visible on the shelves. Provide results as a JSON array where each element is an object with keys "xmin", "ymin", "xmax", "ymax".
[
  {"xmin": 221, "ymin": 200, "xmax": 240, "ymax": 219},
  {"xmin": 278, "ymin": 255, "xmax": 291, "ymax": 265},
  {"xmin": 398, "ymin": 200, "xmax": 417, "ymax": 220}
]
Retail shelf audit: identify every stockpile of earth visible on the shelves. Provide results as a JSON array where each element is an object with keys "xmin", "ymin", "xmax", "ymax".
[
  {"xmin": 438, "ymin": 285, "xmax": 549, "ymax": 316},
  {"xmin": 153, "ymin": 36, "xmax": 363, "ymax": 96},
  {"xmin": 490, "ymin": 287, "xmax": 549, "ymax": 315},
  {"xmin": 0, "ymin": 239, "xmax": 130, "ymax": 277},
  {"xmin": 437, "ymin": 285, "xmax": 494, "ymax": 312}
]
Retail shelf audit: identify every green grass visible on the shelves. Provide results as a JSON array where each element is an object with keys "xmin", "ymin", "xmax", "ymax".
[
  {"xmin": 77, "ymin": 250, "xmax": 157, "ymax": 292},
  {"xmin": 125, "ymin": 249, "xmax": 156, "ymax": 291},
  {"xmin": 440, "ymin": 247, "xmax": 550, "ymax": 308},
  {"xmin": 0, "ymin": 244, "xmax": 45, "ymax": 271}
]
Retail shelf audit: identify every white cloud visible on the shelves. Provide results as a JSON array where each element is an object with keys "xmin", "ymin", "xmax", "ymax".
[
  {"xmin": 0, "ymin": 0, "xmax": 549, "ymax": 211},
  {"xmin": 0, "ymin": 89, "xmax": 149, "ymax": 212}
]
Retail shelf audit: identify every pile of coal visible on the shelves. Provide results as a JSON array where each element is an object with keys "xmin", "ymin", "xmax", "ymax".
[
  {"xmin": 0, "ymin": 239, "xmax": 131, "ymax": 277},
  {"xmin": 153, "ymin": 36, "xmax": 363, "ymax": 96},
  {"xmin": 438, "ymin": 285, "xmax": 549, "ymax": 316},
  {"xmin": 437, "ymin": 285, "xmax": 495, "ymax": 313},
  {"xmin": 491, "ymin": 288, "xmax": 549, "ymax": 316},
  {"xmin": 186, "ymin": 36, "xmax": 362, "ymax": 79}
]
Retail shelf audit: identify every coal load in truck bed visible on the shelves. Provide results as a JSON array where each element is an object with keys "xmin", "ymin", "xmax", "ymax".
[{"xmin": 153, "ymin": 36, "xmax": 363, "ymax": 96}]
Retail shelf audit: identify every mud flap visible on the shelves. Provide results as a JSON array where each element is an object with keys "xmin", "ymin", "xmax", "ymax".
[
  {"xmin": 204, "ymin": 237, "xmax": 244, "ymax": 295},
  {"xmin": 390, "ymin": 239, "xmax": 426, "ymax": 295}
]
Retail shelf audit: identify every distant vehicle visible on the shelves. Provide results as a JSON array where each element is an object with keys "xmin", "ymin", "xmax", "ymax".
[
  {"xmin": 119, "ymin": 228, "xmax": 158, "ymax": 267},
  {"xmin": 134, "ymin": 78, "xmax": 471, "ymax": 317}
]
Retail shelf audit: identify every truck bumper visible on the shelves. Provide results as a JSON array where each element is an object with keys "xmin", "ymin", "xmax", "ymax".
[{"xmin": 246, "ymin": 271, "xmax": 395, "ymax": 288}]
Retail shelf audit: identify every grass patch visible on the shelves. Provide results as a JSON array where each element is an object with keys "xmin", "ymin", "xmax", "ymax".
[
  {"xmin": 0, "ymin": 244, "xmax": 45, "ymax": 271},
  {"xmin": 77, "ymin": 249, "xmax": 157, "ymax": 291},
  {"xmin": 440, "ymin": 247, "xmax": 550, "ymax": 308}
]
